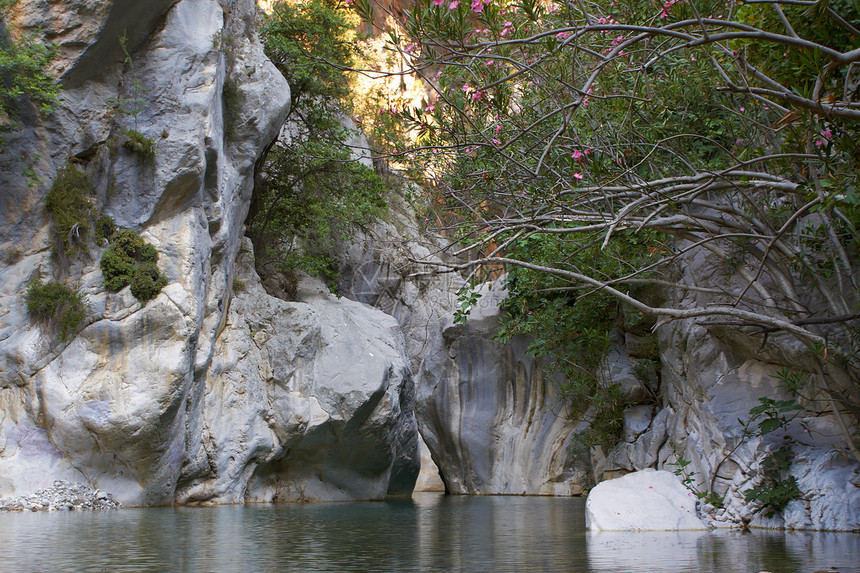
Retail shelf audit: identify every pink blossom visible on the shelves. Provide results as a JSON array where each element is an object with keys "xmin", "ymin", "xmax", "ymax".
[
  {"xmin": 425, "ymin": 104, "xmax": 435, "ymax": 112},
  {"xmin": 471, "ymin": 0, "xmax": 484, "ymax": 12},
  {"xmin": 492, "ymin": 138, "xmax": 501, "ymax": 145},
  {"xmin": 822, "ymin": 129, "xmax": 833, "ymax": 140},
  {"xmin": 433, "ymin": 0, "xmax": 445, "ymax": 5},
  {"xmin": 739, "ymin": 106, "xmax": 745, "ymax": 112},
  {"xmin": 573, "ymin": 172, "xmax": 584, "ymax": 180},
  {"xmin": 448, "ymin": 0, "xmax": 459, "ymax": 8},
  {"xmin": 572, "ymin": 149, "xmax": 583, "ymax": 160},
  {"xmin": 495, "ymin": 124, "xmax": 503, "ymax": 133},
  {"xmin": 472, "ymin": 90, "xmax": 484, "ymax": 101}
]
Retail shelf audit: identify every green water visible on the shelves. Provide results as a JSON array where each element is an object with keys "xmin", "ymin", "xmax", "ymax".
[{"xmin": 0, "ymin": 493, "xmax": 857, "ymax": 572}]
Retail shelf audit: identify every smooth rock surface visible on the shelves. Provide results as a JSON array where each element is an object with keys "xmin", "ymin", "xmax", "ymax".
[
  {"xmin": 586, "ymin": 469, "xmax": 708, "ymax": 531},
  {"xmin": 0, "ymin": 0, "xmax": 418, "ymax": 506}
]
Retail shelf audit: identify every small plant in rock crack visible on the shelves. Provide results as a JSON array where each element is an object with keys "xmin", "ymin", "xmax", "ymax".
[
  {"xmin": 25, "ymin": 277, "xmax": 87, "ymax": 342},
  {"xmin": 743, "ymin": 445, "xmax": 802, "ymax": 518}
]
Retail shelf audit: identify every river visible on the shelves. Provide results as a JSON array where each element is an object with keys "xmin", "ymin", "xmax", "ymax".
[{"xmin": 0, "ymin": 493, "xmax": 857, "ymax": 572}]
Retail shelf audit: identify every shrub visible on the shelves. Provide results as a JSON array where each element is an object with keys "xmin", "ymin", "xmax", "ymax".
[
  {"xmin": 4, "ymin": 246, "xmax": 22, "ymax": 265},
  {"xmin": 0, "ymin": 0, "xmax": 58, "ymax": 121},
  {"xmin": 100, "ymin": 229, "xmax": 166, "ymax": 302},
  {"xmin": 45, "ymin": 162, "xmax": 92, "ymax": 255},
  {"xmin": 121, "ymin": 129, "xmax": 156, "ymax": 163},
  {"xmin": 130, "ymin": 262, "xmax": 167, "ymax": 301},
  {"xmin": 94, "ymin": 215, "xmax": 117, "ymax": 244},
  {"xmin": 25, "ymin": 278, "xmax": 86, "ymax": 342},
  {"xmin": 100, "ymin": 243, "xmax": 136, "ymax": 290}
]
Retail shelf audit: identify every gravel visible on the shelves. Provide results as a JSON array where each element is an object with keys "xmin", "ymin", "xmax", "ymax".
[{"xmin": 0, "ymin": 480, "xmax": 120, "ymax": 512}]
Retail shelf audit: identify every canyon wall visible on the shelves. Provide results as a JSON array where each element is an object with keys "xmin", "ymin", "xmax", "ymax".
[{"xmin": 0, "ymin": 0, "xmax": 418, "ymax": 506}]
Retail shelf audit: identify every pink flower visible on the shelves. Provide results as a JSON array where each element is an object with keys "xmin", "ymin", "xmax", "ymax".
[
  {"xmin": 495, "ymin": 124, "xmax": 502, "ymax": 133},
  {"xmin": 472, "ymin": 90, "xmax": 484, "ymax": 101},
  {"xmin": 573, "ymin": 172, "xmax": 584, "ymax": 180},
  {"xmin": 739, "ymin": 106, "xmax": 745, "ymax": 112},
  {"xmin": 572, "ymin": 149, "xmax": 583, "ymax": 160},
  {"xmin": 471, "ymin": 0, "xmax": 484, "ymax": 12},
  {"xmin": 433, "ymin": 0, "xmax": 445, "ymax": 4},
  {"xmin": 448, "ymin": 0, "xmax": 459, "ymax": 8},
  {"xmin": 425, "ymin": 104, "xmax": 435, "ymax": 112},
  {"xmin": 492, "ymin": 138, "xmax": 501, "ymax": 145},
  {"xmin": 822, "ymin": 129, "xmax": 833, "ymax": 140}
]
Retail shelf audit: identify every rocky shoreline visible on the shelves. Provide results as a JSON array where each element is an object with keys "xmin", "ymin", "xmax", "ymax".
[{"xmin": 0, "ymin": 481, "xmax": 120, "ymax": 512}]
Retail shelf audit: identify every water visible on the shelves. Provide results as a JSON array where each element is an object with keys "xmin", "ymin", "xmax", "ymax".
[{"xmin": 0, "ymin": 494, "xmax": 857, "ymax": 572}]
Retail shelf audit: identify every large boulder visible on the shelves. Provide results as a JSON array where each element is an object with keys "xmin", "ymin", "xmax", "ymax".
[{"xmin": 586, "ymin": 469, "xmax": 709, "ymax": 531}]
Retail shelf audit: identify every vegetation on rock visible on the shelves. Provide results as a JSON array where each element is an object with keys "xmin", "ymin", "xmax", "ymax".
[
  {"xmin": 120, "ymin": 129, "xmax": 156, "ymax": 163},
  {"xmin": 0, "ymin": 0, "xmax": 58, "ymax": 129},
  {"xmin": 249, "ymin": 0, "xmax": 388, "ymax": 292},
  {"xmin": 45, "ymin": 162, "xmax": 93, "ymax": 256},
  {"xmin": 356, "ymin": 0, "xmax": 860, "ymax": 465},
  {"xmin": 25, "ymin": 277, "xmax": 86, "ymax": 342},
  {"xmin": 100, "ymin": 229, "xmax": 166, "ymax": 302}
]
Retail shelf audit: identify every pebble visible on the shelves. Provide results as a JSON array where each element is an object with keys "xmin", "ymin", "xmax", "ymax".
[{"xmin": 0, "ymin": 480, "xmax": 120, "ymax": 512}]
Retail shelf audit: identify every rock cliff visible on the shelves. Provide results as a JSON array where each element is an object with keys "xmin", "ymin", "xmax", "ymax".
[{"xmin": 0, "ymin": 0, "xmax": 418, "ymax": 506}]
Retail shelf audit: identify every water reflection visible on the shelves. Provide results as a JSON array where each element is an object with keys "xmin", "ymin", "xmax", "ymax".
[{"xmin": 0, "ymin": 494, "xmax": 857, "ymax": 572}]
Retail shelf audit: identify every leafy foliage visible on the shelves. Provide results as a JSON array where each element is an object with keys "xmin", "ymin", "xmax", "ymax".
[
  {"xmin": 45, "ymin": 162, "xmax": 93, "ymax": 256},
  {"xmin": 743, "ymin": 445, "xmax": 802, "ymax": 518},
  {"xmin": 0, "ymin": 0, "xmax": 57, "ymax": 123},
  {"xmin": 100, "ymin": 229, "xmax": 166, "ymax": 302},
  {"xmin": 361, "ymin": 0, "xmax": 860, "ymax": 460},
  {"xmin": 25, "ymin": 277, "xmax": 86, "ymax": 342},
  {"xmin": 250, "ymin": 0, "xmax": 388, "ymax": 290}
]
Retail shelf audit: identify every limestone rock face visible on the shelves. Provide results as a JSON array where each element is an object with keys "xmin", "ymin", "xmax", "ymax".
[
  {"xmin": 177, "ymin": 241, "xmax": 419, "ymax": 503},
  {"xmin": 416, "ymin": 283, "xmax": 588, "ymax": 495},
  {"xmin": 597, "ymin": 250, "xmax": 860, "ymax": 531},
  {"xmin": 586, "ymin": 469, "xmax": 708, "ymax": 531},
  {"xmin": 0, "ymin": 0, "xmax": 418, "ymax": 506}
]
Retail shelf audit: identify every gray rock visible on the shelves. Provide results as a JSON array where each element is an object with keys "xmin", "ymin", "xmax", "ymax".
[{"xmin": 0, "ymin": 0, "xmax": 417, "ymax": 507}]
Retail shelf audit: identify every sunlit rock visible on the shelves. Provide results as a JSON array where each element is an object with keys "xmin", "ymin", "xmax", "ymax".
[{"xmin": 586, "ymin": 469, "xmax": 708, "ymax": 531}]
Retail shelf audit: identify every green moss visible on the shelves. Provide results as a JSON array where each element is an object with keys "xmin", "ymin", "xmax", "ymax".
[
  {"xmin": 100, "ymin": 229, "xmax": 167, "ymax": 301},
  {"xmin": 121, "ymin": 129, "xmax": 156, "ymax": 163},
  {"xmin": 25, "ymin": 278, "xmax": 86, "ymax": 342},
  {"xmin": 45, "ymin": 162, "xmax": 93, "ymax": 256},
  {"xmin": 232, "ymin": 278, "xmax": 247, "ymax": 293}
]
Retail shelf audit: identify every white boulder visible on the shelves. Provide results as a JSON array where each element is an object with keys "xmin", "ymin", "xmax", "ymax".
[{"xmin": 586, "ymin": 469, "xmax": 708, "ymax": 531}]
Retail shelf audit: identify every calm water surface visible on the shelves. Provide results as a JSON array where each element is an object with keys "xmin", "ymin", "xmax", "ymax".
[{"xmin": 0, "ymin": 493, "xmax": 857, "ymax": 572}]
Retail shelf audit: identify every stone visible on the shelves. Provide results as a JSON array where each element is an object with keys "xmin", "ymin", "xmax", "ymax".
[
  {"xmin": 585, "ymin": 469, "xmax": 709, "ymax": 531},
  {"xmin": 0, "ymin": 0, "xmax": 419, "ymax": 507}
]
